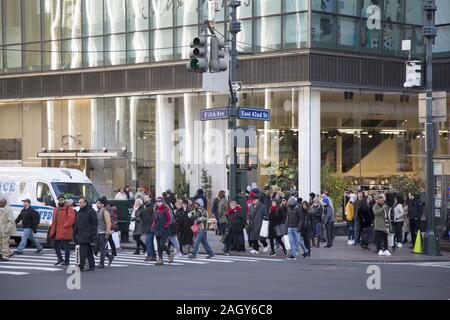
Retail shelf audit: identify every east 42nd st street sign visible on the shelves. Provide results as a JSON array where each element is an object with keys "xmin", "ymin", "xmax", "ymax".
[{"xmin": 238, "ymin": 107, "xmax": 270, "ymax": 121}]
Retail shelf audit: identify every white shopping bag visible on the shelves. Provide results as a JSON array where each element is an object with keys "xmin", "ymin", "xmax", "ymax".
[
  {"xmin": 282, "ymin": 235, "xmax": 291, "ymax": 251},
  {"xmin": 243, "ymin": 228, "xmax": 248, "ymax": 242},
  {"xmin": 259, "ymin": 220, "xmax": 269, "ymax": 238},
  {"xmin": 129, "ymin": 221, "xmax": 135, "ymax": 232},
  {"xmin": 388, "ymin": 233, "xmax": 395, "ymax": 247},
  {"xmin": 153, "ymin": 237, "xmax": 158, "ymax": 251},
  {"xmin": 107, "ymin": 232, "xmax": 121, "ymax": 250}
]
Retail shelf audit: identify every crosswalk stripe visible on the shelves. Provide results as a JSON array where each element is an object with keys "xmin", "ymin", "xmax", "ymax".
[
  {"xmin": 0, "ymin": 265, "xmax": 61, "ymax": 271},
  {"xmin": 0, "ymin": 271, "xmax": 30, "ymax": 275}
]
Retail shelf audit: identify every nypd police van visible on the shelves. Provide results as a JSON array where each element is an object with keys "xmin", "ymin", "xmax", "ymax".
[{"xmin": 0, "ymin": 167, "xmax": 101, "ymax": 245}]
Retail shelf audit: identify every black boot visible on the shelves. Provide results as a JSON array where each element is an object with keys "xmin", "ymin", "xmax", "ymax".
[{"xmin": 133, "ymin": 248, "xmax": 140, "ymax": 255}]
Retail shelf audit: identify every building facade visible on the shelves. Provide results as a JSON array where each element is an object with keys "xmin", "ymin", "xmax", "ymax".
[{"xmin": 0, "ymin": 0, "xmax": 449, "ymax": 207}]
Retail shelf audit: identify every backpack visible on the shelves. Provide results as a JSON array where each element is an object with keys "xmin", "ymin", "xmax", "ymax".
[{"xmin": 389, "ymin": 207, "xmax": 395, "ymax": 222}]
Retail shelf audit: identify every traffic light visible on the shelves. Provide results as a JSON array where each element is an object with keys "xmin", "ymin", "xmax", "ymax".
[
  {"xmin": 209, "ymin": 36, "xmax": 227, "ymax": 73},
  {"xmin": 187, "ymin": 36, "xmax": 208, "ymax": 73}
]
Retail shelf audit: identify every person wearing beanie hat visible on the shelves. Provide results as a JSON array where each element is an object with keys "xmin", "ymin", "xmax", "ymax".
[
  {"xmin": 189, "ymin": 196, "xmax": 214, "ymax": 259},
  {"xmin": 268, "ymin": 199, "xmax": 287, "ymax": 256},
  {"xmin": 286, "ymin": 196, "xmax": 308, "ymax": 259},
  {"xmin": 323, "ymin": 197, "xmax": 335, "ymax": 248},
  {"xmin": 248, "ymin": 192, "xmax": 270, "ymax": 254}
]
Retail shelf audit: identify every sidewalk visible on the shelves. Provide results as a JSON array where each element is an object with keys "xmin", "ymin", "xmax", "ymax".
[{"xmin": 120, "ymin": 232, "xmax": 450, "ymax": 262}]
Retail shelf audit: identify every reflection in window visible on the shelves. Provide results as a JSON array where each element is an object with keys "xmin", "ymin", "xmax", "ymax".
[
  {"xmin": 106, "ymin": 34, "xmax": 126, "ymax": 65},
  {"xmin": 151, "ymin": 0, "xmax": 173, "ymax": 29},
  {"xmin": 24, "ymin": 0, "xmax": 42, "ymax": 43},
  {"xmin": 175, "ymin": 26, "xmax": 198, "ymax": 60},
  {"xmin": 384, "ymin": 0, "xmax": 403, "ymax": 22},
  {"xmin": 338, "ymin": 0, "xmax": 358, "ymax": 16},
  {"xmin": 177, "ymin": 0, "xmax": 198, "ymax": 26},
  {"xmin": 405, "ymin": 26, "xmax": 423, "ymax": 55},
  {"xmin": 105, "ymin": 0, "xmax": 126, "ymax": 34},
  {"xmin": 43, "ymin": 41, "xmax": 62, "ymax": 70},
  {"xmin": 284, "ymin": 13, "xmax": 308, "ymax": 49},
  {"xmin": 4, "ymin": 45, "xmax": 22, "ymax": 73},
  {"xmin": 83, "ymin": 0, "xmax": 103, "ymax": 36},
  {"xmin": 128, "ymin": 31, "xmax": 149, "ymax": 63},
  {"xmin": 237, "ymin": 20, "xmax": 252, "ymax": 52},
  {"xmin": 202, "ymin": 0, "xmax": 226, "ymax": 21},
  {"xmin": 312, "ymin": 0, "xmax": 335, "ymax": 13},
  {"xmin": 83, "ymin": 36, "xmax": 104, "ymax": 67},
  {"xmin": 285, "ymin": 0, "xmax": 308, "ymax": 13},
  {"xmin": 152, "ymin": 29, "xmax": 173, "ymax": 61},
  {"xmin": 127, "ymin": 0, "xmax": 149, "ymax": 32},
  {"xmin": 405, "ymin": 0, "xmax": 422, "ymax": 24},
  {"xmin": 4, "ymin": 0, "xmax": 21, "ymax": 44},
  {"xmin": 24, "ymin": 43, "xmax": 42, "ymax": 72},
  {"xmin": 62, "ymin": 38, "xmax": 82, "ymax": 69},
  {"xmin": 434, "ymin": 26, "xmax": 450, "ymax": 54},
  {"xmin": 255, "ymin": 16, "xmax": 281, "ymax": 52},
  {"xmin": 383, "ymin": 23, "xmax": 401, "ymax": 54},
  {"xmin": 255, "ymin": 0, "xmax": 281, "ymax": 16},
  {"xmin": 312, "ymin": 13, "xmax": 336, "ymax": 46},
  {"xmin": 43, "ymin": 0, "xmax": 61, "ymax": 41},
  {"xmin": 338, "ymin": 17, "xmax": 358, "ymax": 47},
  {"xmin": 237, "ymin": 0, "xmax": 252, "ymax": 19},
  {"xmin": 62, "ymin": 0, "xmax": 82, "ymax": 39}
]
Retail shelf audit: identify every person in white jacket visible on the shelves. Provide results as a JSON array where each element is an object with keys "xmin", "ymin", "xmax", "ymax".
[
  {"xmin": 393, "ymin": 195, "xmax": 406, "ymax": 248},
  {"xmin": 0, "ymin": 198, "xmax": 16, "ymax": 261}
]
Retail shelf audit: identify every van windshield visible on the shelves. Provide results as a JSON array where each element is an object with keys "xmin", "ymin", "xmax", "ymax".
[{"xmin": 51, "ymin": 183, "xmax": 101, "ymax": 203}]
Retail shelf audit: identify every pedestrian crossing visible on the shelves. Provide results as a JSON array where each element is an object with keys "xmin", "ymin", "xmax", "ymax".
[{"xmin": 0, "ymin": 249, "xmax": 287, "ymax": 277}]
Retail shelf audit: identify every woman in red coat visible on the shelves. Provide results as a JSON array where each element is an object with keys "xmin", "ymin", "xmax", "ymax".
[{"xmin": 49, "ymin": 195, "xmax": 75, "ymax": 266}]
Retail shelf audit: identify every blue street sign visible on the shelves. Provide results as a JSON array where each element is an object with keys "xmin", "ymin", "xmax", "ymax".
[
  {"xmin": 200, "ymin": 107, "xmax": 229, "ymax": 121},
  {"xmin": 238, "ymin": 107, "xmax": 270, "ymax": 121}
]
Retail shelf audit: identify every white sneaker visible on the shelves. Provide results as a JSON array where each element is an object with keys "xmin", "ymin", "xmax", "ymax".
[
  {"xmin": 351, "ymin": 240, "xmax": 355, "ymax": 245},
  {"xmin": 263, "ymin": 246, "xmax": 269, "ymax": 253},
  {"xmin": 249, "ymin": 250, "xmax": 258, "ymax": 254},
  {"xmin": 383, "ymin": 250, "xmax": 392, "ymax": 256},
  {"xmin": 378, "ymin": 250, "xmax": 384, "ymax": 256},
  {"xmin": 347, "ymin": 240, "xmax": 352, "ymax": 245},
  {"xmin": 396, "ymin": 243, "xmax": 403, "ymax": 248}
]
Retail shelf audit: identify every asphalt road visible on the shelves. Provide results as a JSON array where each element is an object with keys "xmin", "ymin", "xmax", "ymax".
[{"xmin": 0, "ymin": 249, "xmax": 449, "ymax": 300}]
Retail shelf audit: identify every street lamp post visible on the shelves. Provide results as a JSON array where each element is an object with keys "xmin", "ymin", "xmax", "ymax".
[{"xmin": 423, "ymin": 0, "xmax": 440, "ymax": 256}]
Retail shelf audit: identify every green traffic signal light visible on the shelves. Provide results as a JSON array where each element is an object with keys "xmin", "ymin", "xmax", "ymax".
[{"xmin": 190, "ymin": 59, "xmax": 200, "ymax": 69}]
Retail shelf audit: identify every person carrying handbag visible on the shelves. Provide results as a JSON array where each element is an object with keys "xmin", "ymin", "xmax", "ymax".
[
  {"xmin": 188, "ymin": 199, "xmax": 215, "ymax": 259},
  {"xmin": 268, "ymin": 199, "xmax": 287, "ymax": 256}
]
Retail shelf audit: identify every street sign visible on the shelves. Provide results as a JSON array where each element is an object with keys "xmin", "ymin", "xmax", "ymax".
[
  {"xmin": 238, "ymin": 107, "xmax": 270, "ymax": 121},
  {"xmin": 231, "ymin": 81, "xmax": 242, "ymax": 92},
  {"xmin": 200, "ymin": 107, "xmax": 229, "ymax": 121}
]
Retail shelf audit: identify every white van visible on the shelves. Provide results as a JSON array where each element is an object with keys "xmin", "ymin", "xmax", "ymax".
[{"xmin": 0, "ymin": 167, "xmax": 101, "ymax": 245}]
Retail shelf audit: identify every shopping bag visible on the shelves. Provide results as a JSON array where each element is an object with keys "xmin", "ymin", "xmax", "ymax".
[
  {"xmin": 107, "ymin": 232, "xmax": 121, "ymax": 250},
  {"xmin": 129, "ymin": 221, "xmax": 135, "ymax": 232},
  {"xmin": 154, "ymin": 237, "xmax": 158, "ymax": 251},
  {"xmin": 243, "ymin": 228, "xmax": 248, "ymax": 242},
  {"xmin": 259, "ymin": 220, "xmax": 269, "ymax": 238},
  {"xmin": 388, "ymin": 233, "xmax": 395, "ymax": 247},
  {"xmin": 282, "ymin": 234, "xmax": 291, "ymax": 251}
]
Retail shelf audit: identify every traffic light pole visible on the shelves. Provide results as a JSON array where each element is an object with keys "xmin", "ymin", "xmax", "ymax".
[
  {"xmin": 228, "ymin": 0, "xmax": 241, "ymax": 201},
  {"xmin": 423, "ymin": 0, "xmax": 440, "ymax": 255}
]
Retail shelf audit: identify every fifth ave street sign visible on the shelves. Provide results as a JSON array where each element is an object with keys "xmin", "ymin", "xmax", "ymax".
[
  {"xmin": 238, "ymin": 107, "xmax": 270, "ymax": 121},
  {"xmin": 200, "ymin": 107, "xmax": 229, "ymax": 121}
]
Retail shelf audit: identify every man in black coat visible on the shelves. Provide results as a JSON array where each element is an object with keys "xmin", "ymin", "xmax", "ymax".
[
  {"xmin": 73, "ymin": 197, "xmax": 97, "ymax": 271},
  {"xmin": 14, "ymin": 199, "xmax": 43, "ymax": 255}
]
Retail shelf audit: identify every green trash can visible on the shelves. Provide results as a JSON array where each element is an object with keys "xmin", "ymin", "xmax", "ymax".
[{"xmin": 107, "ymin": 199, "xmax": 134, "ymax": 243}]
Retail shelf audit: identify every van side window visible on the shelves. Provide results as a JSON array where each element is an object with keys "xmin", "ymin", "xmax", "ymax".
[{"xmin": 36, "ymin": 182, "xmax": 54, "ymax": 206}]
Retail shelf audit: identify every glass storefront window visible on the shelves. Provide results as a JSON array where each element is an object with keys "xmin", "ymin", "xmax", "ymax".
[
  {"xmin": 284, "ymin": 13, "xmax": 308, "ymax": 49},
  {"xmin": 338, "ymin": 16, "xmax": 358, "ymax": 48},
  {"xmin": 175, "ymin": 26, "xmax": 198, "ymax": 60},
  {"xmin": 127, "ymin": 0, "xmax": 149, "ymax": 32},
  {"xmin": 83, "ymin": 0, "xmax": 104, "ymax": 37},
  {"xmin": 43, "ymin": 40, "xmax": 61, "ymax": 70},
  {"xmin": 127, "ymin": 31, "xmax": 149, "ymax": 63},
  {"xmin": 436, "ymin": 0, "xmax": 450, "ymax": 24},
  {"xmin": 311, "ymin": 13, "xmax": 336, "ymax": 48},
  {"xmin": 237, "ymin": 19, "xmax": 252, "ymax": 52},
  {"xmin": 23, "ymin": 43, "xmax": 42, "ymax": 72},
  {"xmin": 23, "ymin": 0, "xmax": 42, "ymax": 43},
  {"xmin": 285, "ymin": 0, "xmax": 308, "ymax": 13},
  {"xmin": 62, "ymin": 0, "xmax": 82, "ymax": 39},
  {"xmin": 255, "ymin": 0, "xmax": 281, "ymax": 16},
  {"xmin": 434, "ymin": 26, "xmax": 450, "ymax": 54},
  {"xmin": 62, "ymin": 38, "xmax": 82, "ymax": 69},
  {"xmin": 4, "ymin": 45, "xmax": 22, "ymax": 73},
  {"xmin": 312, "ymin": 0, "xmax": 335, "ymax": 13},
  {"xmin": 255, "ymin": 16, "xmax": 281, "ymax": 52},
  {"xmin": 105, "ymin": 0, "xmax": 126, "ymax": 34},
  {"xmin": 237, "ymin": 0, "xmax": 252, "ymax": 19},
  {"xmin": 405, "ymin": 26, "xmax": 424, "ymax": 56},
  {"xmin": 152, "ymin": 29, "xmax": 173, "ymax": 61},
  {"xmin": 83, "ymin": 36, "xmax": 104, "ymax": 67},
  {"xmin": 43, "ymin": 0, "xmax": 61, "ymax": 41},
  {"xmin": 105, "ymin": 34, "xmax": 126, "ymax": 65},
  {"xmin": 384, "ymin": 0, "xmax": 404, "ymax": 22},
  {"xmin": 360, "ymin": 19, "xmax": 381, "ymax": 51},
  {"xmin": 202, "ymin": 0, "xmax": 226, "ymax": 22},
  {"xmin": 338, "ymin": 0, "xmax": 358, "ymax": 16},
  {"xmin": 382, "ymin": 23, "xmax": 402, "ymax": 54},
  {"xmin": 151, "ymin": 0, "xmax": 173, "ymax": 29},
  {"xmin": 405, "ymin": 0, "xmax": 423, "ymax": 25},
  {"xmin": 4, "ymin": 0, "xmax": 21, "ymax": 45},
  {"xmin": 177, "ymin": 0, "xmax": 198, "ymax": 26}
]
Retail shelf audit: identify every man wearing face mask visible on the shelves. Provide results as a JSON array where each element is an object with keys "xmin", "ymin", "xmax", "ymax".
[{"xmin": 49, "ymin": 195, "xmax": 75, "ymax": 266}]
